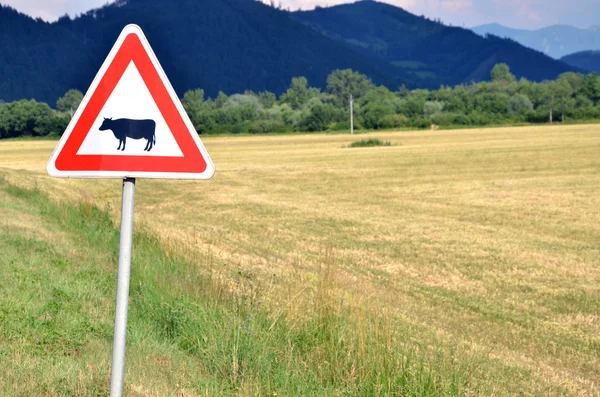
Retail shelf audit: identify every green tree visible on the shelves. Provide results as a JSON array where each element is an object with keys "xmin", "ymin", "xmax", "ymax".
[
  {"xmin": 182, "ymin": 89, "xmax": 213, "ymax": 133},
  {"xmin": 438, "ymin": 85, "xmax": 468, "ymax": 113},
  {"xmin": 47, "ymin": 113, "xmax": 71, "ymax": 137},
  {"xmin": 183, "ymin": 89, "xmax": 205, "ymax": 106},
  {"xmin": 519, "ymin": 81, "xmax": 545, "ymax": 107},
  {"xmin": 575, "ymin": 94, "xmax": 593, "ymax": 110},
  {"xmin": 581, "ymin": 73, "xmax": 600, "ymax": 103},
  {"xmin": 472, "ymin": 93, "xmax": 510, "ymax": 115},
  {"xmin": 558, "ymin": 72, "xmax": 584, "ymax": 94},
  {"xmin": 423, "ymin": 101, "xmax": 444, "ymax": 117},
  {"xmin": 491, "ymin": 63, "xmax": 516, "ymax": 83},
  {"xmin": 361, "ymin": 102, "xmax": 395, "ymax": 129},
  {"xmin": 397, "ymin": 89, "xmax": 429, "ymax": 117},
  {"xmin": 509, "ymin": 94, "xmax": 533, "ymax": 114},
  {"xmin": 56, "ymin": 89, "xmax": 83, "ymax": 117},
  {"xmin": 280, "ymin": 77, "xmax": 318, "ymax": 110},
  {"xmin": 326, "ymin": 69, "xmax": 373, "ymax": 108},
  {"xmin": 258, "ymin": 91, "xmax": 277, "ymax": 109},
  {"xmin": 303, "ymin": 102, "xmax": 344, "ymax": 132},
  {"xmin": 0, "ymin": 99, "xmax": 54, "ymax": 138},
  {"xmin": 358, "ymin": 86, "xmax": 399, "ymax": 129},
  {"xmin": 397, "ymin": 84, "xmax": 410, "ymax": 98},
  {"xmin": 380, "ymin": 114, "xmax": 409, "ymax": 129},
  {"xmin": 542, "ymin": 80, "xmax": 572, "ymax": 123},
  {"xmin": 225, "ymin": 94, "xmax": 262, "ymax": 109},
  {"xmin": 554, "ymin": 79, "xmax": 574, "ymax": 122},
  {"xmin": 215, "ymin": 91, "xmax": 229, "ymax": 108},
  {"xmin": 359, "ymin": 86, "xmax": 395, "ymax": 106}
]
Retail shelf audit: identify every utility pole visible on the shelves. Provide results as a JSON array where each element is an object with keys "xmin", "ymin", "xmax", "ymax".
[{"xmin": 350, "ymin": 93, "xmax": 354, "ymax": 135}]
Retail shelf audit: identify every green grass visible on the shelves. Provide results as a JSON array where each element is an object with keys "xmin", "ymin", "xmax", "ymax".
[
  {"xmin": 3, "ymin": 124, "xmax": 599, "ymax": 395},
  {"xmin": 0, "ymin": 178, "xmax": 474, "ymax": 396},
  {"xmin": 348, "ymin": 138, "xmax": 392, "ymax": 148}
]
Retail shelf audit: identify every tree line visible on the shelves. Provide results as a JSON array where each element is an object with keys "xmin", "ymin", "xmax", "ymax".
[{"xmin": 1, "ymin": 64, "xmax": 600, "ymax": 139}]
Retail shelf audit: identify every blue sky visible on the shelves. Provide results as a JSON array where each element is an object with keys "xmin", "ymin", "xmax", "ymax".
[{"xmin": 2, "ymin": 0, "xmax": 599, "ymax": 29}]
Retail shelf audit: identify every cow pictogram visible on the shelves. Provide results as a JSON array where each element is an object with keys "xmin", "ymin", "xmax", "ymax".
[{"xmin": 100, "ymin": 117, "xmax": 156, "ymax": 151}]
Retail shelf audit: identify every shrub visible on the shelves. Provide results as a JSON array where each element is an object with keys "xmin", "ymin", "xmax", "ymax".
[
  {"xmin": 248, "ymin": 119, "xmax": 285, "ymax": 134},
  {"xmin": 303, "ymin": 103, "xmax": 346, "ymax": 132},
  {"xmin": 379, "ymin": 114, "xmax": 409, "ymax": 129},
  {"xmin": 361, "ymin": 102, "xmax": 395, "ymax": 129},
  {"xmin": 525, "ymin": 110, "xmax": 549, "ymax": 123},
  {"xmin": 410, "ymin": 117, "xmax": 431, "ymax": 129},
  {"xmin": 348, "ymin": 138, "xmax": 391, "ymax": 148},
  {"xmin": 231, "ymin": 121, "xmax": 253, "ymax": 134},
  {"xmin": 430, "ymin": 112, "xmax": 466, "ymax": 126},
  {"xmin": 327, "ymin": 121, "xmax": 347, "ymax": 131}
]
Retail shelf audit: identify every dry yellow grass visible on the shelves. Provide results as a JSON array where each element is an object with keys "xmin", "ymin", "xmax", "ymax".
[{"xmin": 1, "ymin": 124, "xmax": 599, "ymax": 395}]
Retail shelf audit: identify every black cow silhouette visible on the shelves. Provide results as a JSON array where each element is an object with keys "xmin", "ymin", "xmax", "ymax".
[{"xmin": 99, "ymin": 118, "xmax": 156, "ymax": 152}]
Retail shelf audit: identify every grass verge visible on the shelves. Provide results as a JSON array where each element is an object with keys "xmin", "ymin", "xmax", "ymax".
[{"xmin": 0, "ymin": 177, "xmax": 474, "ymax": 396}]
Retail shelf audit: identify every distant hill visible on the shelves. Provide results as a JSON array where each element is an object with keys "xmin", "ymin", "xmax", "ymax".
[
  {"xmin": 561, "ymin": 51, "xmax": 600, "ymax": 73},
  {"xmin": 471, "ymin": 23, "xmax": 529, "ymax": 39},
  {"xmin": 0, "ymin": 0, "xmax": 579, "ymax": 105},
  {"xmin": 292, "ymin": 1, "xmax": 575, "ymax": 88},
  {"xmin": 0, "ymin": 0, "xmax": 397, "ymax": 104},
  {"xmin": 473, "ymin": 23, "xmax": 600, "ymax": 59}
]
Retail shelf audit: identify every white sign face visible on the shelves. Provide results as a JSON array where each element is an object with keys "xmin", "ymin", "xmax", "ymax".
[
  {"xmin": 77, "ymin": 62, "xmax": 184, "ymax": 157},
  {"xmin": 47, "ymin": 24, "xmax": 214, "ymax": 179}
]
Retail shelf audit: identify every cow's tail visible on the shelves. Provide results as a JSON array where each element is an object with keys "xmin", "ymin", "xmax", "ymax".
[{"xmin": 153, "ymin": 132, "xmax": 156, "ymax": 146}]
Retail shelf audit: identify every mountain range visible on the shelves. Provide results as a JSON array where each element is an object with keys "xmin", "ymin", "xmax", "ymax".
[
  {"xmin": 0, "ymin": 0, "xmax": 577, "ymax": 105},
  {"xmin": 291, "ymin": 2, "xmax": 573, "ymax": 88},
  {"xmin": 473, "ymin": 23, "xmax": 600, "ymax": 59},
  {"xmin": 561, "ymin": 51, "xmax": 600, "ymax": 73},
  {"xmin": 0, "ymin": 0, "xmax": 395, "ymax": 104}
]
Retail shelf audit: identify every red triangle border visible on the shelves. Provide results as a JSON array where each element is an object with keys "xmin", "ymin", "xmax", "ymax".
[{"xmin": 53, "ymin": 30, "xmax": 208, "ymax": 175}]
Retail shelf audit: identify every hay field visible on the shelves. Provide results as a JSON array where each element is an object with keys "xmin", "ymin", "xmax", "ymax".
[{"xmin": 1, "ymin": 124, "xmax": 599, "ymax": 395}]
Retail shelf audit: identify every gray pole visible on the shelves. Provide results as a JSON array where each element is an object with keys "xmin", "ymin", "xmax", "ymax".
[
  {"xmin": 110, "ymin": 177, "xmax": 136, "ymax": 397},
  {"xmin": 350, "ymin": 94, "xmax": 354, "ymax": 135}
]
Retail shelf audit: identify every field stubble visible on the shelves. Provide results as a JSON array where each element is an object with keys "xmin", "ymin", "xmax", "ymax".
[{"xmin": 1, "ymin": 124, "xmax": 599, "ymax": 395}]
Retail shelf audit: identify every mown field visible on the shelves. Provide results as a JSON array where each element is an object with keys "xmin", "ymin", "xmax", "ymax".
[{"xmin": 1, "ymin": 124, "xmax": 599, "ymax": 396}]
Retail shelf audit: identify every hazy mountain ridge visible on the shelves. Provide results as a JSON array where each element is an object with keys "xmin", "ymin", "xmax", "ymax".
[
  {"xmin": 473, "ymin": 23, "xmax": 600, "ymax": 59},
  {"xmin": 291, "ymin": 1, "xmax": 575, "ymax": 87},
  {"xmin": 561, "ymin": 50, "xmax": 600, "ymax": 73}
]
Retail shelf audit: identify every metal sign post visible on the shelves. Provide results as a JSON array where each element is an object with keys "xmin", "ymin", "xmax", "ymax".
[{"xmin": 109, "ymin": 177, "xmax": 136, "ymax": 397}]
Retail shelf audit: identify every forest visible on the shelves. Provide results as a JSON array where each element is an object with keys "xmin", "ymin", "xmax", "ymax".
[{"xmin": 1, "ymin": 64, "xmax": 600, "ymax": 139}]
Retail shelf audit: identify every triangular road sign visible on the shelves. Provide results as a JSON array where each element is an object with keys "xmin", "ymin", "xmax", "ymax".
[{"xmin": 47, "ymin": 24, "xmax": 214, "ymax": 179}]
